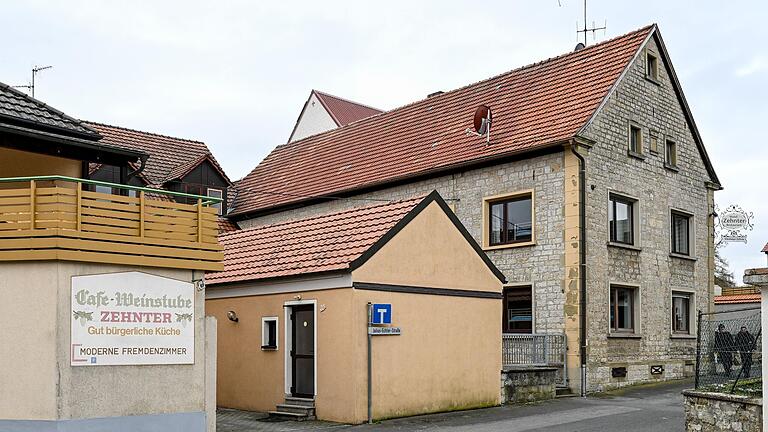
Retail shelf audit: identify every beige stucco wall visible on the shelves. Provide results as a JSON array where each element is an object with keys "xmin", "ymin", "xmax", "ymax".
[
  {"xmin": 350, "ymin": 290, "xmax": 501, "ymax": 421},
  {"xmin": 0, "ymin": 262, "xmax": 59, "ymax": 419},
  {"xmin": 207, "ymin": 288, "xmax": 356, "ymax": 419},
  {"xmin": 0, "ymin": 261, "xmax": 206, "ymax": 421},
  {"xmin": 0, "ymin": 147, "xmax": 81, "ymax": 185},
  {"xmin": 207, "ymin": 286, "xmax": 500, "ymax": 424},
  {"xmin": 352, "ymin": 200, "xmax": 502, "ymax": 292}
]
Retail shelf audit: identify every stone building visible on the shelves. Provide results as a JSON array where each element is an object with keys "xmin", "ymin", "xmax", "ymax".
[{"xmin": 226, "ymin": 24, "xmax": 720, "ymax": 394}]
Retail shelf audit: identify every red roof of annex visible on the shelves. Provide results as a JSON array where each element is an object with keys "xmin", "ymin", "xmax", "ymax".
[
  {"xmin": 231, "ymin": 25, "xmax": 656, "ymax": 216},
  {"xmin": 207, "ymin": 195, "xmax": 425, "ymax": 284}
]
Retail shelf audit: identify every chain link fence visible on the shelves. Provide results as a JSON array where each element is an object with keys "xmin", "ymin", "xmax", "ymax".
[{"xmin": 695, "ymin": 307, "xmax": 761, "ymax": 395}]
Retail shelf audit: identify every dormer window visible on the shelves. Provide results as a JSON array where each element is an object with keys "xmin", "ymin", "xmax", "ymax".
[{"xmin": 646, "ymin": 52, "xmax": 659, "ymax": 81}]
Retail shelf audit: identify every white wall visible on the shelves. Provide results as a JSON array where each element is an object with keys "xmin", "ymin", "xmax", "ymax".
[{"xmin": 289, "ymin": 93, "xmax": 338, "ymax": 142}]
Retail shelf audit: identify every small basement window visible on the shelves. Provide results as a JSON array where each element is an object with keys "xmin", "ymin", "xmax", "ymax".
[
  {"xmin": 262, "ymin": 317, "xmax": 278, "ymax": 350},
  {"xmin": 646, "ymin": 52, "xmax": 659, "ymax": 81}
]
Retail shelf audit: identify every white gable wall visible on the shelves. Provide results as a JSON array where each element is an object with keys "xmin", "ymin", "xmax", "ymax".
[{"xmin": 289, "ymin": 93, "xmax": 338, "ymax": 142}]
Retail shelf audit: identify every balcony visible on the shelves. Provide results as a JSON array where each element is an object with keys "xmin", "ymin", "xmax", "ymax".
[{"xmin": 0, "ymin": 176, "xmax": 223, "ymax": 271}]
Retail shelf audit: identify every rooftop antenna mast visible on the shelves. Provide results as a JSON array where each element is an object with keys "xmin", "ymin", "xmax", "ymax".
[
  {"xmin": 576, "ymin": 0, "xmax": 606, "ymax": 46},
  {"xmin": 13, "ymin": 65, "xmax": 53, "ymax": 98}
]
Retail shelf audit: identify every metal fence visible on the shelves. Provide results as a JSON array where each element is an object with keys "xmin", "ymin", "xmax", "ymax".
[
  {"xmin": 695, "ymin": 307, "xmax": 762, "ymax": 394},
  {"xmin": 502, "ymin": 333, "xmax": 567, "ymax": 385}
]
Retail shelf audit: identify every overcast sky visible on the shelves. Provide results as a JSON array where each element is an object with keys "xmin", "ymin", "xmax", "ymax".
[{"xmin": 2, "ymin": 1, "xmax": 766, "ymax": 281}]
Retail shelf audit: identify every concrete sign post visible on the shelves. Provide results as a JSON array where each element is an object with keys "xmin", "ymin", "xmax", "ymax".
[{"xmin": 71, "ymin": 272, "xmax": 195, "ymax": 366}]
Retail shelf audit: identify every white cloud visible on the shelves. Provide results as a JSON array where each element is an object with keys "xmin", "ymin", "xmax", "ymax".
[{"xmin": 735, "ymin": 56, "xmax": 768, "ymax": 77}]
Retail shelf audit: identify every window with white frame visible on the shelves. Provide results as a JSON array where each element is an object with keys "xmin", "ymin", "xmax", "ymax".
[
  {"xmin": 207, "ymin": 187, "xmax": 223, "ymax": 215},
  {"xmin": 672, "ymin": 292, "xmax": 693, "ymax": 335},
  {"xmin": 262, "ymin": 317, "xmax": 278, "ymax": 350}
]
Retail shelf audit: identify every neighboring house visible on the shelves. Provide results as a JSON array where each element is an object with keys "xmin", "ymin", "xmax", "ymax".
[
  {"xmin": 206, "ymin": 192, "xmax": 504, "ymax": 423},
  {"xmin": 227, "ymin": 24, "xmax": 720, "ymax": 393},
  {"xmin": 0, "ymin": 81, "xmax": 221, "ymax": 431},
  {"xmin": 287, "ymin": 89, "xmax": 383, "ymax": 142},
  {"xmin": 84, "ymin": 122, "xmax": 233, "ymax": 216},
  {"xmin": 714, "ymin": 286, "xmax": 761, "ymax": 313}
]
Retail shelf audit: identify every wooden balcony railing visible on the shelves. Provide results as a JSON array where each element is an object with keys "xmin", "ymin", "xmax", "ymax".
[{"xmin": 0, "ymin": 176, "xmax": 224, "ymax": 271}]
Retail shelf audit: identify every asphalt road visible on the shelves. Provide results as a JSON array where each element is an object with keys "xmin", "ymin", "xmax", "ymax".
[
  {"xmin": 218, "ymin": 379, "xmax": 690, "ymax": 432},
  {"xmin": 353, "ymin": 380, "xmax": 689, "ymax": 432}
]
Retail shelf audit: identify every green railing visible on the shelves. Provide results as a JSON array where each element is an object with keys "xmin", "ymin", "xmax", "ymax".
[{"xmin": 0, "ymin": 175, "xmax": 223, "ymax": 206}]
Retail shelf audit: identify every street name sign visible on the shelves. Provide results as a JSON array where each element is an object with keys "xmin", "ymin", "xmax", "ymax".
[{"xmin": 368, "ymin": 326, "xmax": 402, "ymax": 335}]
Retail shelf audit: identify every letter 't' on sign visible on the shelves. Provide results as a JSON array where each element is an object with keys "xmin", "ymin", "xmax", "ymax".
[{"xmin": 371, "ymin": 304, "xmax": 392, "ymax": 325}]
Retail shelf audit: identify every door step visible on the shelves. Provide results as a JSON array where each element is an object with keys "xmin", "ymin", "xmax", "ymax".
[
  {"xmin": 268, "ymin": 397, "xmax": 316, "ymax": 421},
  {"xmin": 555, "ymin": 386, "xmax": 576, "ymax": 398}
]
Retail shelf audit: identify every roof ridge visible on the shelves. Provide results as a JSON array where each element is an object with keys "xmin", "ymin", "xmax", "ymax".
[
  {"xmin": 0, "ymin": 81, "xmax": 100, "ymax": 138},
  {"xmin": 83, "ymin": 120, "xmax": 206, "ymax": 144},
  {"xmin": 220, "ymin": 195, "xmax": 425, "ymax": 240},
  {"xmin": 313, "ymin": 89, "xmax": 384, "ymax": 113},
  {"xmin": 267, "ymin": 24, "xmax": 654, "ymax": 154}
]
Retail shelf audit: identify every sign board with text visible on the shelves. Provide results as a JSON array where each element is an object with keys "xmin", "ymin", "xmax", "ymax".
[
  {"xmin": 368, "ymin": 326, "xmax": 401, "ymax": 335},
  {"xmin": 71, "ymin": 272, "xmax": 195, "ymax": 366}
]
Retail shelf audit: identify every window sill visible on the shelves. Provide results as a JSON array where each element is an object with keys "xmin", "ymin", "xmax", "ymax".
[
  {"xmin": 484, "ymin": 241, "xmax": 535, "ymax": 251},
  {"xmin": 645, "ymin": 75, "xmax": 661, "ymax": 86},
  {"xmin": 664, "ymin": 163, "xmax": 679, "ymax": 172},
  {"xmin": 670, "ymin": 334, "xmax": 696, "ymax": 340},
  {"xmin": 670, "ymin": 253, "xmax": 697, "ymax": 262},
  {"xmin": 627, "ymin": 150, "xmax": 646, "ymax": 160},
  {"xmin": 608, "ymin": 333, "xmax": 642, "ymax": 339},
  {"xmin": 607, "ymin": 242, "xmax": 642, "ymax": 252},
  {"xmin": 261, "ymin": 345, "xmax": 278, "ymax": 351}
]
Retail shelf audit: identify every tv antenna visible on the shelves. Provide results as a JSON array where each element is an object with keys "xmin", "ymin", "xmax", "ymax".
[
  {"xmin": 576, "ymin": 0, "xmax": 606, "ymax": 46},
  {"xmin": 13, "ymin": 65, "xmax": 53, "ymax": 98}
]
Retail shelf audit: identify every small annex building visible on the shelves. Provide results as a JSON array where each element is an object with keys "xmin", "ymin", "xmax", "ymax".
[{"xmin": 206, "ymin": 191, "xmax": 505, "ymax": 423}]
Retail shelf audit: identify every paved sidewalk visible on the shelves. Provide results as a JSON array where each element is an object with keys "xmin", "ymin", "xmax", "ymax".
[{"xmin": 217, "ymin": 379, "xmax": 691, "ymax": 432}]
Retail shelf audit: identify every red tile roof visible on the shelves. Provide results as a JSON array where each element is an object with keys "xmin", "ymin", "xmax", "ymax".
[
  {"xmin": 217, "ymin": 217, "xmax": 239, "ymax": 234},
  {"xmin": 84, "ymin": 122, "xmax": 230, "ymax": 186},
  {"xmin": 762, "ymin": 243, "xmax": 768, "ymax": 253},
  {"xmin": 207, "ymin": 195, "xmax": 425, "ymax": 284},
  {"xmin": 313, "ymin": 90, "xmax": 383, "ymax": 127},
  {"xmin": 231, "ymin": 25, "xmax": 655, "ymax": 216},
  {"xmin": 714, "ymin": 294, "xmax": 761, "ymax": 305}
]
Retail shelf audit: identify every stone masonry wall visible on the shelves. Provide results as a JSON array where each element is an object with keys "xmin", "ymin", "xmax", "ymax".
[
  {"xmin": 579, "ymin": 35, "xmax": 713, "ymax": 391},
  {"xmin": 238, "ymin": 152, "xmax": 568, "ymax": 334},
  {"xmin": 683, "ymin": 390, "xmax": 762, "ymax": 432},
  {"xmin": 501, "ymin": 367, "xmax": 557, "ymax": 404}
]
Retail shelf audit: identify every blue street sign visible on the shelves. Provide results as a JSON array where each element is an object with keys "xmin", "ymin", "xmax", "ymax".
[{"xmin": 371, "ymin": 304, "xmax": 392, "ymax": 324}]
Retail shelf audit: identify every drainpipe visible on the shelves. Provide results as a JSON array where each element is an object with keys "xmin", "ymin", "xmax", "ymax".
[{"xmin": 570, "ymin": 142, "xmax": 588, "ymax": 397}]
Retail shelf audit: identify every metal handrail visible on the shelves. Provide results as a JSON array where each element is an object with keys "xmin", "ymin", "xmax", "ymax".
[{"xmin": 0, "ymin": 175, "xmax": 223, "ymax": 205}]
